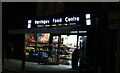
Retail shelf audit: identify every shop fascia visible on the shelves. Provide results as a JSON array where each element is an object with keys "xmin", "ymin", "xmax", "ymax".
[
  {"xmin": 34, "ymin": 16, "xmax": 80, "ymax": 24},
  {"xmin": 27, "ymin": 14, "xmax": 91, "ymax": 28}
]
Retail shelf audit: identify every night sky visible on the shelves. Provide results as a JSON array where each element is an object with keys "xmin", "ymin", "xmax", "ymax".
[{"xmin": 2, "ymin": 2, "xmax": 37, "ymax": 30}]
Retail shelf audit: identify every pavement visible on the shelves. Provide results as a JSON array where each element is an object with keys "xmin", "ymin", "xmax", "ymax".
[{"xmin": 2, "ymin": 59, "xmax": 79, "ymax": 73}]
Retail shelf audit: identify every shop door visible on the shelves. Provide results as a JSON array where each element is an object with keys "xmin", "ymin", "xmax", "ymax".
[
  {"xmin": 52, "ymin": 34, "xmax": 78, "ymax": 66},
  {"xmin": 50, "ymin": 35, "xmax": 61, "ymax": 65},
  {"xmin": 77, "ymin": 35, "xmax": 87, "ymax": 57},
  {"xmin": 77, "ymin": 35, "xmax": 87, "ymax": 67}
]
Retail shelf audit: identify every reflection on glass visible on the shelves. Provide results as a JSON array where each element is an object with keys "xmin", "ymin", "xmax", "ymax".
[{"xmin": 78, "ymin": 36, "xmax": 87, "ymax": 49}]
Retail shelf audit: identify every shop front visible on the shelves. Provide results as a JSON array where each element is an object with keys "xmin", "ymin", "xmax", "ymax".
[
  {"xmin": 7, "ymin": 14, "xmax": 92, "ymax": 69},
  {"xmin": 25, "ymin": 31, "xmax": 87, "ymax": 65},
  {"xmin": 24, "ymin": 14, "xmax": 91, "ymax": 67}
]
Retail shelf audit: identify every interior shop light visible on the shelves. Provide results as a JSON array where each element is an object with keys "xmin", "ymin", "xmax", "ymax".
[
  {"xmin": 70, "ymin": 31, "xmax": 78, "ymax": 33},
  {"xmin": 79, "ymin": 31, "xmax": 87, "ymax": 33}
]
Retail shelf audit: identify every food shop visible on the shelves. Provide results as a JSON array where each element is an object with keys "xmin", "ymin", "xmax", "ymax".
[{"xmin": 8, "ymin": 13, "xmax": 92, "ymax": 67}]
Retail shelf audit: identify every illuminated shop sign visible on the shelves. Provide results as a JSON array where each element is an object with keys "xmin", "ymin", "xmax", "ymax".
[
  {"xmin": 27, "ymin": 14, "xmax": 91, "ymax": 28},
  {"xmin": 85, "ymin": 14, "xmax": 91, "ymax": 25},
  {"xmin": 34, "ymin": 16, "xmax": 80, "ymax": 25}
]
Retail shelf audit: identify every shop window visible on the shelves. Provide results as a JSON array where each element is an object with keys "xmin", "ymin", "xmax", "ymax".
[
  {"xmin": 37, "ymin": 33, "xmax": 50, "ymax": 43},
  {"xmin": 61, "ymin": 35, "xmax": 77, "ymax": 48}
]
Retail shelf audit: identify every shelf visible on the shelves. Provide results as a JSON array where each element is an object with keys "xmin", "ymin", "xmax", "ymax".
[
  {"xmin": 37, "ymin": 46, "xmax": 44, "ymax": 48},
  {"xmin": 52, "ymin": 42, "xmax": 58, "ymax": 44},
  {"xmin": 67, "ymin": 47, "xmax": 77, "ymax": 49},
  {"xmin": 26, "ymin": 40, "xmax": 36, "ymax": 43},
  {"xmin": 60, "ymin": 57, "xmax": 71, "ymax": 60},
  {"xmin": 28, "ymin": 41, "xmax": 36, "ymax": 43},
  {"xmin": 26, "ymin": 46, "xmax": 36, "ymax": 47},
  {"xmin": 66, "ymin": 52, "xmax": 73, "ymax": 53},
  {"xmin": 60, "ymin": 55, "xmax": 71, "ymax": 57},
  {"xmin": 52, "ymin": 47, "xmax": 59, "ymax": 48},
  {"xmin": 25, "ymin": 49, "xmax": 35, "ymax": 50},
  {"xmin": 37, "ymin": 42, "xmax": 48, "ymax": 44},
  {"xmin": 37, "ymin": 46, "xmax": 51, "ymax": 48},
  {"xmin": 38, "ymin": 50, "xmax": 49, "ymax": 52}
]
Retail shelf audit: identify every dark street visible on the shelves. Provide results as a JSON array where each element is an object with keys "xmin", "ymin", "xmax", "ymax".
[{"xmin": 3, "ymin": 59, "xmax": 79, "ymax": 73}]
